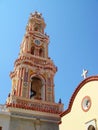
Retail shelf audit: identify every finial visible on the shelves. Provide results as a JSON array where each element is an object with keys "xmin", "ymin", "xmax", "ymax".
[
  {"xmin": 30, "ymin": 11, "xmax": 42, "ymax": 19},
  {"xmin": 58, "ymin": 98, "xmax": 62, "ymax": 104},
  {"xmin": 81, "ymin": 69, "xmax": 88, "ymax": 79}
]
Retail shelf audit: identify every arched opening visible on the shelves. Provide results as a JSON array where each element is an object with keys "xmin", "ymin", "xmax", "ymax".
[
  {"xmin": 34, "ymin": 27, "xmax": 39, "ymax": 31},
  {"xmin": 39, "ymin": 48, "xmax": 44, "ymax": 57},
  {"xmin": 34, "ymin": 24, "xmax": 42, "ymax": 32},
  {"xmin": 88, "ymin": 125, "xmax": 95, "ymax": 130},
  {"xmin": 31, "ymin": 46, "xmax": 35, "ymax": 55},
  {"xmin": 30, "ymin": 77, "xmax": 43, "ymax": 100}
]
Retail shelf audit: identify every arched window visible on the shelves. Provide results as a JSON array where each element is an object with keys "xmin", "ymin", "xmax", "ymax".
[
  {"xmin": 39, "ymin": 48, "xmax": 44, "ymax": 57},
  {"xmin": 34, "ymin": 24, "xmax": 42, "ymax": 32},
  {"xmin": 88, "ymin": 125, "xmax": 95, "ymax": 130},
  {"xmin": 34, "ymin": 27, "xmax": 38, "ymax": 31},
  {"xmin": 30, "ymin": 77, "xmax": 42, "ymax": 100},
  {"xmin": 31, "ymin": 46, "xmax": 35, "ymax": 55}
]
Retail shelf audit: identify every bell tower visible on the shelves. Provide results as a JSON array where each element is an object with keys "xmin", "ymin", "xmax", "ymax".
[{"xmin": 6, "ymin": 12, "xmax": 63, "ymax": 130}]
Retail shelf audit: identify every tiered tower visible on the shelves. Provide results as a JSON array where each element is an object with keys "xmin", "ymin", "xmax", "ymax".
[{"xmin": 6, "ymin": 12, "xmax": 63, "ymax": 130}]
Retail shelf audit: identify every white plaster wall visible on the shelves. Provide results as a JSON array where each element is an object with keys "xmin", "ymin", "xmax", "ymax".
[
  {"xmin": 0, "ymin": 113, "xmax": 10, "ymax": 130},
  {"xmin": 41, "ymin": 122, "xmax": 59, "ymax": 130},
  {"xmin": 9, "ymin": 116, "xmax": 59, "ymax": 130},
  {"xmin": 9, "ymin": 117, "xmax": 35, "ymax": 130}
]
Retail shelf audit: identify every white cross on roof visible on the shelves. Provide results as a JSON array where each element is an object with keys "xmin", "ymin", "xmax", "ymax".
[{"xmin": 81, "ymin": 69, "xmax": 88, "ymax": 79}]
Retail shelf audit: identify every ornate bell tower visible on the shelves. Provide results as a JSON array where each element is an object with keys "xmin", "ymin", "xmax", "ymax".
[{"xmin": 6, "ymin": 12, "xmax": 63, "ymax": 130}]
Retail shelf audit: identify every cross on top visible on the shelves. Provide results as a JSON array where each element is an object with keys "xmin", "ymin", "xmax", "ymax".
[{"xmin": 81, "ymin": 69, "xmax": 88, "ymax": 79}]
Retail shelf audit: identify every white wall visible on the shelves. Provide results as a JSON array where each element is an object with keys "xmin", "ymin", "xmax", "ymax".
[{"xmin": 0, "ymin": 113, "xmax": 10, "ymax": 130}]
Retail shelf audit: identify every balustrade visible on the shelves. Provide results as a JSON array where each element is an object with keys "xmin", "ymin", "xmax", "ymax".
[{"xmin": 6, "ymin": 99, "xmax": 63, "ymax": 114}]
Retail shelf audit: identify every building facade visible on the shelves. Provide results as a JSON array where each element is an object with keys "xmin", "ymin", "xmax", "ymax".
[
  {"xmin": 60, "ymin": 76, "xmax": 98, "ymax": 130},
  {"xmin": 0, "ymin": 12, "xmax": 63, "ymax": 130}
]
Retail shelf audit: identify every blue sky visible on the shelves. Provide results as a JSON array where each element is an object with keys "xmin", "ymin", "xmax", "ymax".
[{"xmin": 0, "ymin": 0, "xmax": 98, "ymax": 109}]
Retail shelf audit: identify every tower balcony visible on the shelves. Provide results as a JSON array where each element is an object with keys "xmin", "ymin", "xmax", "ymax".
[{"xmin": 6, "ymin": 96, "xmax": 63, "ymax": 115}]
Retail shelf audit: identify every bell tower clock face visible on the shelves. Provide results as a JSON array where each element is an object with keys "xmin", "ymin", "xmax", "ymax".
[{"xmin": 34, "ymin": 39, "xmax": 41, "ymax": 45}]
